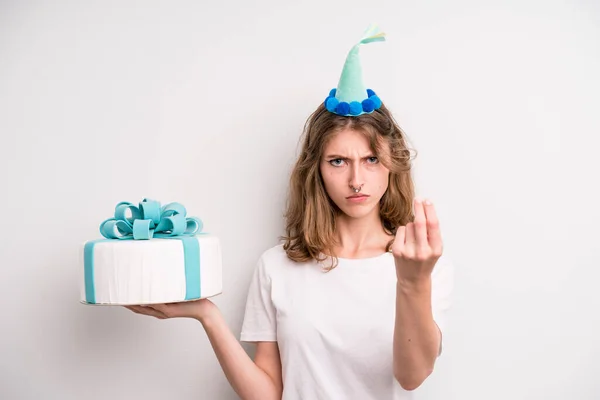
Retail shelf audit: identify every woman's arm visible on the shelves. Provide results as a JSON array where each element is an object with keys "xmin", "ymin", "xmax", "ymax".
[
  {"xmin": 392, "ymin": 279, "xmax": 440, "ymax": 391},
  {"xmin": 200, "ymin": 305, "xmax": 283, "ymax": 400},
  {"xmin": 127, "ymin": 300, "xmax": 282, "ymax": 400},
  {"xmin": 391, "ymin": 198, "xmax": 447, "ymax": 390}
]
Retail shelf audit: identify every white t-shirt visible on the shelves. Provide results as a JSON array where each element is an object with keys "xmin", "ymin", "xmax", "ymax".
[{"xmin": 240, "ymin": 244, "xmax": 454, "ymax": 400}]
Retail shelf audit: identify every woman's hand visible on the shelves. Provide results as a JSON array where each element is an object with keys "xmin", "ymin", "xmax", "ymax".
[
  {"xmin": 124, "ymin": 298, "xmax": 217, "ymax": 323},
  {"xmin": 392, "ymin": 198, "xmax": 443, "ymax": 286}
]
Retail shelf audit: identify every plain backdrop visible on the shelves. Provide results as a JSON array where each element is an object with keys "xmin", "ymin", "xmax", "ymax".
[{"xmin": 1, "ymin": 1, "xmax": 599, "ymax": 399}]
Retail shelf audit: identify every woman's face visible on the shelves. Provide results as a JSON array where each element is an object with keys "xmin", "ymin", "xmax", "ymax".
[{"xmin": 320, "ymin": 128, "xmax": 390, "ymax": 219}]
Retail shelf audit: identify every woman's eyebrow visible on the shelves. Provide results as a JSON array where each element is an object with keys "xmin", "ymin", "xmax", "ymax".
[{"xmin": 324, "ymin": 153, "xmax": 374, "ymax": 159}]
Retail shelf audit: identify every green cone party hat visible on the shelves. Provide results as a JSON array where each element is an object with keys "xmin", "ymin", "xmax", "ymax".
[{"xmin": 324, "ymin": 24, "xmax": 386, "ymax": 116}]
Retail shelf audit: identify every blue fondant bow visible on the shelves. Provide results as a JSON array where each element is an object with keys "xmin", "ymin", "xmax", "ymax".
[{"xmin": 99, "ymin": 198, "xmax": 203, "ymax": 240}]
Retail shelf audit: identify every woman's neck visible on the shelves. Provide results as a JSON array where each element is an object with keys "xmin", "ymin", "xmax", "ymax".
[{"xmin": 331, "ymin": 210, "xmax": 393, "ymax": 259}]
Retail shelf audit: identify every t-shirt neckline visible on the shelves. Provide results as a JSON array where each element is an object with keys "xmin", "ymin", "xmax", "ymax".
[{"xmin": 323, "ymin": 251, "xmax": 393, "ymax": 265}]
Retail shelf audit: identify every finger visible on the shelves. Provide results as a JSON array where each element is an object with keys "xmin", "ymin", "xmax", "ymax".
[
  {"xmin": 413, "ymin": 198, "xmax": 428, "ymax": 250},
  {"xmin": 128, "ymin": 305, "xmax": 167, "ymax": 319},
  {"xmin": 423, "ymin": 199, "xmax": 443, "ymax": 254},
  {"xmin": 127, "ymin": 305, "xmax": 148, "ymax": 314},
  {"xmin": 393, "ymin": 225, "xmax": 406, "ymax": 254},
  {"xmin": 404, "ymin": 222, "xmax": 416, "ymax": 258},
  {"xmin": 148, "ymin": 304, "xmax": 174, "ymax": 318},
  {"xmin": 125, "ymin": 306, "xmax": 140, "ymax": 314},
  {"xmin": 405, "ymin": 222, "xmax": 415, "ymax": 244},
  {"xmin": 144, "ymin": 307, "xmax": 168, "ymax": 319}
]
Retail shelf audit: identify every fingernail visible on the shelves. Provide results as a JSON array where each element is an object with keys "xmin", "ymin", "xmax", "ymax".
[{"xmin": 424, "ymin": 199, "xmax": 432, "ymax": 205}]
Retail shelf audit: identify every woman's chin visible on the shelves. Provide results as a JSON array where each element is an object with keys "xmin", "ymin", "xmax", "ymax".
[{"xmin": 337, "ymin": 204, "xmax": 377, "ymax": 219}]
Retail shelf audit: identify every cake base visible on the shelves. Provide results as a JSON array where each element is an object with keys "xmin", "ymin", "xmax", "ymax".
[
  {"xmin": 80, "ymin": 234, "xmax": 223, "ymax": 306},
  {"xmin": 79, "ymin": 290, "xmax": 222, "ymax": 306}
]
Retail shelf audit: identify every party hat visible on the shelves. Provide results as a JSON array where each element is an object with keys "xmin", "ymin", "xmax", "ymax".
[{"xmin": 324, "ymin": 24, "xmax": 386, "ymax": 116}]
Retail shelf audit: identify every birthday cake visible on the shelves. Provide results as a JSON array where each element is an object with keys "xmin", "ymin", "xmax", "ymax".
[{"xmin": 80, "ymin": 198, "xmax": 222, "ymax": 305}]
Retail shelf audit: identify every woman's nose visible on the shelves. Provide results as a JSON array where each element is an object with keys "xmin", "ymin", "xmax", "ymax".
[{"xmin": 349, "ymin": 163, "xmax": 364, "ymax": 188}]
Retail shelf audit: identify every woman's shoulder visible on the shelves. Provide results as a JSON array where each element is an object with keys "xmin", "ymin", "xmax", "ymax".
[
  {"xmin": 256, "ymin": 243, "xmax": 288, "ymax": 266},
  {"xmin": 259, "ymin": 243, "xmax": 287, "ymax": 259},
  {"xmin": 254, "ymin": 243, "xmax": 314, "ymax": 276},
  {"xmin": 253, "ymin": 243, "xmax": 288, "ymax": 274}
]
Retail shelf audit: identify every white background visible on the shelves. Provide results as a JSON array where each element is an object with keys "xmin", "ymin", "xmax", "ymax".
[{"xmin": 1, "ymin": 1, "xmax": 598, "ymax": 399}]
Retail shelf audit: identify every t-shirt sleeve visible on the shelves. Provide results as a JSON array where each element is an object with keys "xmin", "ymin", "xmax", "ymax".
[
  {"xmin": 239, "ymin": 254, "xmax": 278, "ymax": 342},
  {"xmin": 431, "ymin": 254, "xmax": 455, "ymax": 356}
]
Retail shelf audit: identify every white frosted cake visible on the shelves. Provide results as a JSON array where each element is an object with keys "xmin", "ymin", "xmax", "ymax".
[{"xmin": 80, "ymin": 199, "xmax": 222, "ymax": 305}]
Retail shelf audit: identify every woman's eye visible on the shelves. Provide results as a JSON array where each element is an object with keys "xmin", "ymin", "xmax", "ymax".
[
  {"xmin": 367, "ymin": 156, "xmax": 379, "ymax": 164},
  {"xmin": 329, "ymin": 159, "xmax": 344, "ymax": 166}
]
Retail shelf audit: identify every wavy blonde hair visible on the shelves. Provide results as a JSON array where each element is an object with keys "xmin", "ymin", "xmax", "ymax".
[{"xmin": 279, "ymin": 102, "xmax": 417, "ymax": 270}]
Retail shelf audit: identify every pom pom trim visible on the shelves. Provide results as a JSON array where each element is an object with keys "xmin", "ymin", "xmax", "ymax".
[{"xmin": 323, "ymin": 88, "xmax": 382, "ymax": 116}]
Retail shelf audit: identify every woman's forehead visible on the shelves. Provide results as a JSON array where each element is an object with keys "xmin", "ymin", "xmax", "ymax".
[{"xmin": 324, "ymin": 128, "xmax": 388, "ymax": 155}]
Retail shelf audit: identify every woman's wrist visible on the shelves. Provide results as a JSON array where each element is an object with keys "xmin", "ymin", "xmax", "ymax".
[
  {"xmin": 396, "ymin": 276, "xmax": 432, "ymax": 295},
  {"xmin": 195, "ymin": 300, "xmax": 220, "ymax": 326}
]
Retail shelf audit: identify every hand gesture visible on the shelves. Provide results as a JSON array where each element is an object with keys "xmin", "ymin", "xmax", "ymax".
[
  {"xmin": 392, "ymin": 198, "xmax": 443, "ymax": 285},
  {"xmin": 125, "ymin": 298, "xmax": 217, "ymax": 322}
]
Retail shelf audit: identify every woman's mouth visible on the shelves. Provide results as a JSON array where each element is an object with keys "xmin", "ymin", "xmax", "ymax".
[{"xmin": 346, "ymin": 194, "xmax": 370, "ymax": 202}]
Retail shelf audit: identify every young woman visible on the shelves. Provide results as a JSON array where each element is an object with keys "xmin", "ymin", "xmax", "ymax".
[{"xmin": 126, "ymin": 25, "xmax": 454, "ymax": 399}]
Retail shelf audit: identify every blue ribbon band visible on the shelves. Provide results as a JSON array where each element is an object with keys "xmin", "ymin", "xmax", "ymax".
[{"xmin": 181, "ymin": 237, "xmax": 201, "ymax": 300}]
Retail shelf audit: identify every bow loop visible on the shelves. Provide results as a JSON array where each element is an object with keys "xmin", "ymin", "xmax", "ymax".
[
  {"xmin": 185, "ymin": 217, "xmax": 203, "ymax": 234},
  {"xmin": 99, "ymin": 198, "xmax": 203, "ymax": 240}
]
